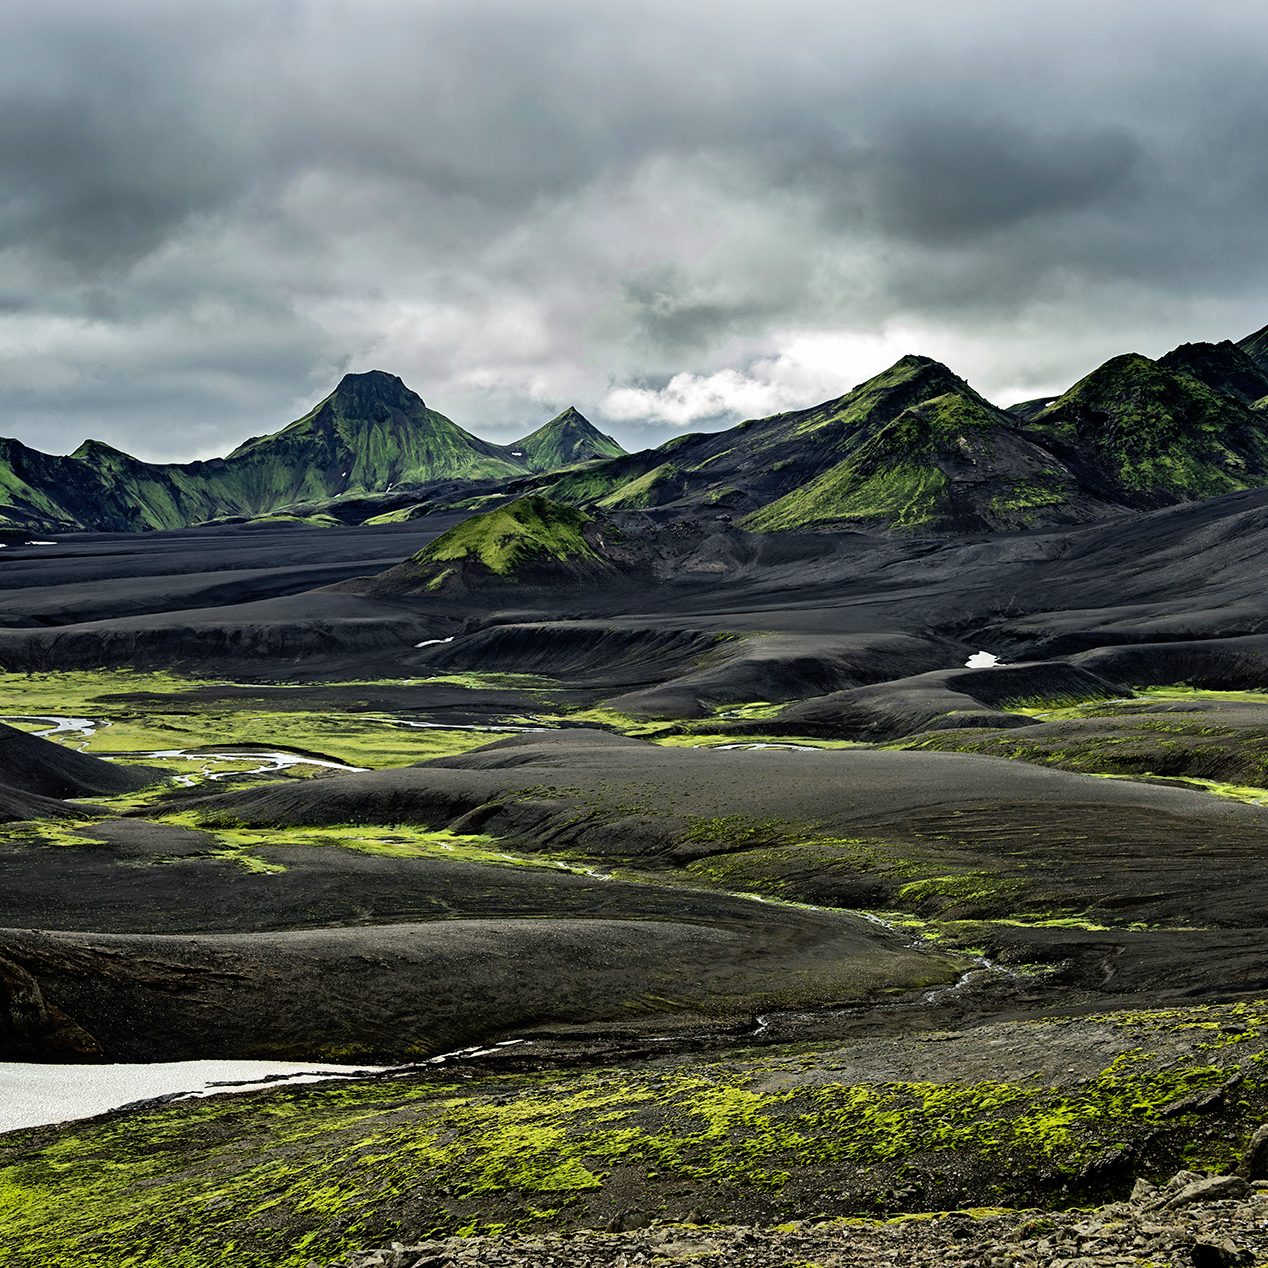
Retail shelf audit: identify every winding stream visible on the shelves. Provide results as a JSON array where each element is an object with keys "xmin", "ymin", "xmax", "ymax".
[{"xmin": 3, "ymin": 714, "xmax": 104, "ymax": 749}]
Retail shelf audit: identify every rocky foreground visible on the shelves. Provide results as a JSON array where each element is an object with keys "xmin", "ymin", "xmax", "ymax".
[{"xmin": 338, "ymin": 1170, "xmax": 1268, "ymax": 1268}]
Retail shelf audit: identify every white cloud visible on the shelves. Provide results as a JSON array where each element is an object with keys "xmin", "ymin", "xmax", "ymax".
[{"xmin": 599, "ymin": 327, "xmax": 952, "ymax": 428}]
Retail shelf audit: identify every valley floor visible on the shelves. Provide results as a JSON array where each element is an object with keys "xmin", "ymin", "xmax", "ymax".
[{"xmin": 0, "ymin": 508, "xmax": 1265, "ymax": 1265}]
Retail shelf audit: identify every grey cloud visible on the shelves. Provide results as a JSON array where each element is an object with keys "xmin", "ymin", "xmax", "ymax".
[{"xmin": 2, "ymin": 0, "xmax": 1268, "ymax": 456}]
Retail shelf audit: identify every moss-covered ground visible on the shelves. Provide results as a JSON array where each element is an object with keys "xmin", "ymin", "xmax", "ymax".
[
  {"xmin": 896, "ymin": 684, "xmax": 1268, "ymax": 796},
  {"xmin": 1, "ymin": 1001, "xmax": 1264, "ymax": 1268},
  {"xmin": 0, "ymin": 670, "xmax": 513, "ymax": 775}
]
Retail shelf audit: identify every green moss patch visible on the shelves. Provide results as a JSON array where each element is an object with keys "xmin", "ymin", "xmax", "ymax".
[
  {"xmin": 411, "ymin": 496, "xmax": 600, "ymax": 577},
  {"xmin": 1, "ymin": 1002, "xmax": 1265, "ymax": 1267}
]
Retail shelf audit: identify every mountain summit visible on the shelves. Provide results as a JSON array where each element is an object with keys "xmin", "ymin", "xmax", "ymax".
[
  {"xmin": 225, "ymin": 371, "xmax": 526, "ymax": 500},
  {"xmin": 511, "ymin": 407, "xmax": 626, "ymax": 471}
]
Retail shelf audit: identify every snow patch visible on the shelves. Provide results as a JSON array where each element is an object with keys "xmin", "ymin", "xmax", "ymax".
[
  {"xmin": 965, "ymin": 651, "xmax": 1001, "ymax": 669},
  {"xmin": 0, "ymin": 1060, "xmax": 386, "ymax": 1133},
  {"xmin": 414, "ymin": 636, "xmax": 455, "ymax": 648}
]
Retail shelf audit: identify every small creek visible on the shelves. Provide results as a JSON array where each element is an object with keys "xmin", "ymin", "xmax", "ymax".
[{"xmin": 2, "ymin": 714, "xmax": 104, "ymax": 749}]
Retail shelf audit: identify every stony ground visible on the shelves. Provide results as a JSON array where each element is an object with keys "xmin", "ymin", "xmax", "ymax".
[{"xmin": 338, "ymin": 1171, "xmax": 1268, "ymax": 1268}]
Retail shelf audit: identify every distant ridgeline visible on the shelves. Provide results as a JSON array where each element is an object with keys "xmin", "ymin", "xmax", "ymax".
[
  {"xmin": 0, "ymin": 374, "xmax": 625, "ymax": 533},
  {"xmin": 3, "ymin": 322, "xmax": 1267, "ymax": 535}
]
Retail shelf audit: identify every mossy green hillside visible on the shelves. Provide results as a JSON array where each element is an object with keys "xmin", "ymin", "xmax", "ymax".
[
  {"xmin": 747, "ymin": 461, "xmax": 950, "ymax": 532},
  {"xmin": 746, "ymin": 390, "xmax": 1072, "ymax": 533},
  {"xmin": 1, "ymin": 1002, "xmax": 1264, "ymax": 1268},
  {"xmin": 411, "ymin": 497, "xmax": 602, "ymax": 578},
  {"xmin": 0, "ymin": 671, "xmax": 507, "ymax": 771},
  {"xmin": 1033, "ymin": 353, "xmax": 1268, "ymax": 499}
]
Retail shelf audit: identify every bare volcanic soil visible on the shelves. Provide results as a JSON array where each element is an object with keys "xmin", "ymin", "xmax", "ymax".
[{"xmin": 0, "ymin": 493, "xmax": 1266, "ymax": 1266}]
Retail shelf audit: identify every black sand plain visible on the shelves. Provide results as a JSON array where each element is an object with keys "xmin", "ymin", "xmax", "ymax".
[
  {"xmin": 0, "ymin": 494, "xmax": 1264, "ymax": 1063},
  {"xmin": 0, "ymin": 493, "xmax": 1266, "ymax": 1266}
]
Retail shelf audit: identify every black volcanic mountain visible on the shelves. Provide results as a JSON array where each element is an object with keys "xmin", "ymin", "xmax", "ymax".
[
  {"xmin": 509, "ymin": 406, "xmax": 626, "ymax": 471},
  {"xmin": 1158, "ymin": 339, "xmax": 1268, "ymax": 406},
  {"xmin": 0, "ymin": 721, "xmax": 158, "ymax": 802}
]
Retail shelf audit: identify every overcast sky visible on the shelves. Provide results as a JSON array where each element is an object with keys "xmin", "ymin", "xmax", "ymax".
[{"xmin": 4, "ymin": 0, "xmax": 1268, "ymax": 461}]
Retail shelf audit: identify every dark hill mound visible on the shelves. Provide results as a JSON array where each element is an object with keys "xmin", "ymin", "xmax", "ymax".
[
  {"xmin": 0, "ymin": 783, "xmax": 90, "ymax": 824},
  {"xmin": 763, "ymin": 661, "xmax": 1129, "ymax": 740},
  {"xmin": 360, "ymin": 496, "xmax": 652, "ymax": 597},
  {"xmin": 0, "ymin": 721, "xmax": 159, "ymax": 798}
]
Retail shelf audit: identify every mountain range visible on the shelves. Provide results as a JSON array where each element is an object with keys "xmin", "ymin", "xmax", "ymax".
[
  {"xmin": 2, "ymin": 323, "xmax": 1266, "ymax": 536},
  {"xmin": 0, "ymin": 374, "xmax": 625, "ymax": 533}
]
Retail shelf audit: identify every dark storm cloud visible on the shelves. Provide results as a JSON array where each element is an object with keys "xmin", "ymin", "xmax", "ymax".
[{"xmin": 2, "ymin": 0, "xmax": 1268, "ymax": 457}]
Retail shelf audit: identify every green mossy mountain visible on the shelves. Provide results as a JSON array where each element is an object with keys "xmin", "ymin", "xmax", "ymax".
[
  {"xmin": 223, "ymin": 371, "xmax": 526, "ymax": 497},
  {"xmin": 510, "ymin": 406, "xmax": 626, "ymax": 471},
  {"xmin": 1031, "ymin": 352, "xmax": 1268, "ymax": 503},
  {"xmin": 544, "ymin": 355, "xmax": 991, "ymax": 517},
  {"xmin": 0, "ymin": 372, "xmax": 545, "ymax": 532},
  {"xmin": 745, "ymin": 380, "xmax": 1087, "ymax": 533}
]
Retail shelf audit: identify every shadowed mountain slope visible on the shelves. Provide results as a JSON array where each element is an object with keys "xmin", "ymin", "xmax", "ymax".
[
  {"xmin": 1239, "ymin": 320, "xmax": 1268, "ymax": 373},
  {"xmin": 0, "ymin": 720, "xmax": 159, "ymax": 800},
  {"xmin": 1159, "ymin": 340, "xmax": 1268, "ymax": 406},
  {"xmin": 1028, "ymin": 352, "xmax": 1268, "ymax": 504}
]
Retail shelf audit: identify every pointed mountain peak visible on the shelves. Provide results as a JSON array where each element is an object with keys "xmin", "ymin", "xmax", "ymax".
[
  {"xmin": 532, "ymin": 405, "xmax": 599, "ymax": 434},
  {"xmin": 512, "ymin": 406, "xmax": 627, "ymax": 471},
  {"xmin": 892, "ymin": 353, "xmax": 945, "ymax": 372},
  {"xmin": 858, "ymin": 354, "xmax": 970, "ymax": 398}
]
